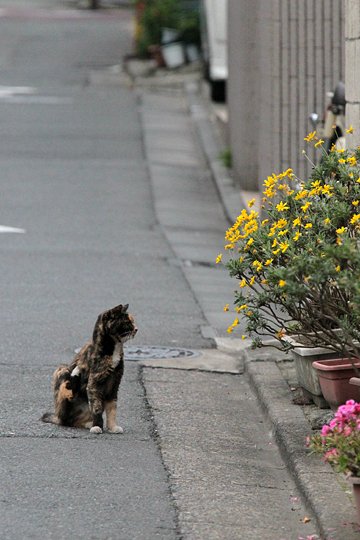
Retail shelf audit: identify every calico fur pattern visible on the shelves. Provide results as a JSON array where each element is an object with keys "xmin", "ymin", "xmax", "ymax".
[{"xmin": 42, "ymin": 304, "xmax": 137, "ymax": 434}]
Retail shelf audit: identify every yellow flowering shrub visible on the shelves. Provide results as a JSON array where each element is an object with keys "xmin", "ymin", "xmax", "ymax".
[{"xmin": 219, "ymin": 136, "xmax": 360, "ymax": 356}]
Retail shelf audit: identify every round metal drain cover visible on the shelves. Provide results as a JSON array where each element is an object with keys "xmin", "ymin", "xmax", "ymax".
[{"xmin": 124, "ymin": 345, "xmax": 200, "ymax": 361}]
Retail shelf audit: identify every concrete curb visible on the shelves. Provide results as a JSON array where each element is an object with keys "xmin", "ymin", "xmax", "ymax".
[{"xmin": 243, "ymin": 347, "xmax": 359, "ymax": 540}]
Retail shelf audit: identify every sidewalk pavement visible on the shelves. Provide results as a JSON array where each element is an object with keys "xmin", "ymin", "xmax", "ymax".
[{"xmin": 126, "ymin": 65, "xmax": 360, "ymax": 539}]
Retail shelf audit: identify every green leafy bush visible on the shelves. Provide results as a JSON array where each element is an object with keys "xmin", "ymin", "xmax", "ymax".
[{"xmin": 218, "ymin": 129, "xmax": 360, "ymax": 358}]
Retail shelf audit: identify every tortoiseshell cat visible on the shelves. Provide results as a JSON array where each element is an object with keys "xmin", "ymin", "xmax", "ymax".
[{"xmin": 42, "ymin": 304, "xmax": 137, "ymax": 434}]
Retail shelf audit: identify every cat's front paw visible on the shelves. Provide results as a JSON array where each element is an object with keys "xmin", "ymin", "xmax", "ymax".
[
  {"xmin": 108, "ymin": 425, "xmax": 123, "ymax": 434},
  {"xmin": 90, "ymin": 426, "xmax": 103, "ymax": 434}
]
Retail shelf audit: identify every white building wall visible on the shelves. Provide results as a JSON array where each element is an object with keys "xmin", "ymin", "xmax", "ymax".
[{"xmin": 228, "ymin": 0, "xmax": 345, "ymax": 193}]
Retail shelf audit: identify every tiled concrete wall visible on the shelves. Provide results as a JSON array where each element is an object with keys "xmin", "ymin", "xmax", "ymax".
[
  {"xmin": 228, "ymin": 0, "xmax": 344, "ymax": 192},
  {"xmin": 346, "ymin": 0, "xmax": 360, "ymax": 145}
]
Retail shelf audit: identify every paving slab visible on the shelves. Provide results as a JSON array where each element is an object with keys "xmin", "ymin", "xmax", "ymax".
[{"xmin": 143, "ymin": 367, "xmax": 319, "ymax": 540}]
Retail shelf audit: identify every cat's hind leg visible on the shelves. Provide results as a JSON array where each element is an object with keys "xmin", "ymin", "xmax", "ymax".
[
  {"xmin": 53, "ymin": 365, "xmax": 75, "ymax": 426},
  {"xmin": 41, "ymin": 365, "xmax": 73, "ymax": 425}
]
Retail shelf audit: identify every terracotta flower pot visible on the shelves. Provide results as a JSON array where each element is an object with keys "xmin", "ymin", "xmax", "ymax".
[
  {"xmin": 312, "ymin": 358, "xmax": 360, "ymax": 409},
  {"xmin": 349, "ymin": 476, "xmax": 360, "ymax": 524}
]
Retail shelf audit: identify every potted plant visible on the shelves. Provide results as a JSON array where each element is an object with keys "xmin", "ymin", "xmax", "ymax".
[
  {"xmin": 135, "ymin": 0, "xmax": 181, "ymax": 61},
  {"xmin": 134, "ymin": 0, "xmax": 200, "ymax": 68},
  {"xmin": 308, "ymin": 400, "xmax": 360, "ymax": 521},
  {"xmin": 218, "ymin": 130, "xmax": 360, "ymax": 403}
]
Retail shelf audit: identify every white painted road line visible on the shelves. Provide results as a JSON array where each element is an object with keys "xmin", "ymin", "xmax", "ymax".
[{"xmin": 0, "ymin": 225, "xmax": 26, "ymax": 234}]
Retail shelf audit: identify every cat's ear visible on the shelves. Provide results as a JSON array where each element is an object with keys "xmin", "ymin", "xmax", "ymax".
[{"xmin": 109, "ymin": 303, "xmax": 128, "ymax": 315}]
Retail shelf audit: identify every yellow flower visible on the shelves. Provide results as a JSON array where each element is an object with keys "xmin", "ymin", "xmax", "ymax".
[
  {"xmin": 304, "ymin": 223, "xmax": 313, "ymax": 229},
  {"xmin": 239, "ymin": 278, "xmax": 247, "ymax": 288},
  {"xmin": 239, "ymin": 304, "xmax": 248, "ymax": 310},
  {"xmin": 278, "ymin": 279, "xmax": 286, "ymax": 288},
  {"xmin": 276, "ymin": 201, "xmax": 290, "ymax": 212},
  {"xmin": 232, "ymin": 317, "xmax": 239, "ymax": 326},
  {"xmin": 324, "ymin": 217, "xmax": 331, "ymax": 224},
  {"xmin": 272, "ymin": 248, "xmax": 281, "ymax": 255},
  {"xmin": 224, "ymin": 244, "xmax": 234, "ymax": 250},
  {"xmin": 263, "ymin": 187, "xmax": 276, "ymax": 198},
  {"xmin": 278, "ymin": 229, "xmax": 289, "ymax": 237},
  {"xmin": 336, "ymin": 226, "xmax": 346, "ymax": 234},
  {"xmin": 216, "ymin": 253, "xmax": 222, "ymax": 264},
  {"xmin": 295, "ymin": 189, "xmax": 308, "ymax": 201},
  {"xmin": 352, "ymin": 200, "xmax": 360, "ymax": 207},
  {"xmin": 348, "ymin": 156, "xmax": 357, "ymax": 166},
  {"xmin": 247, "ymin": 198, "xmax": 256, "ymax": 208},
  {"xmin": 252, "ymin": 260, "xmax": 263, "ymax": 272},
  {"xmin": 301, "ymin": 201, "xmax": 311, "ymax": 212},
  {"xmin": 263, "ymin": 174, "xmax": 277, "ymax": 188},
  {"xmin": 265, "ymin": 258, "xmax": 273, "ymax": 266},
  {"xmin": 227, "ymin": 326, "xmax": 234, "ymax": 334},
  {"xmin": 261, "ymin": 218, "xmax": 269, "ymax": 226},
  {"xmin": 293, "ymin": 231, "xmax": 301, "ymax": 241},
  {"xmin": 350, "ymin": 214, "xmax": 360, "ymax": 225},
  {"xmin": 223, "ymin": 304, "xmax": 229, "ymax": 312},
  {"xmin": 346, "ymin": 125, "xmax": 354, "ymax": 134},
  {"xmin": 276, "ymin": 218, "xmax": 288, "ymax": 229},
  {"xmin": 249, "ymin": 276, "xmax": 256, "ymax": 286},
  {"xmin": 315, "ymin": 139, "xmax": 324, "ymax": 148},
  {"xmin": 292, "ymin": 217, "xmax": 301, "ymax": 228},
  {"xmin": 304, "ymin": 131, "xmax": 316, "ymax": 142},
  {"xmin": 322, "ymin": 184, "xmax": 333, "ymax": 196},
  {"xmin": 271, "ymin": 238, "xmax": 278, "ymax": 247},
  {"xmin": 335, "ymin": 265, "xmax": 341, "ymax": 272},
  {"xmin": 338, "ymin": 158, "xmax": 346, "ymax": 164},
  {"xmin": 247, "ymin": 238, "xmax": 254, "ymax": 247},
  {"xmin": 241, "ymin": 335, "xmax": 246, "ymax": 340},
  {"xmin": 336, "ymin": 237, "xmax": 343, "ymax": 245},
  {"xmin": 261, "ymin": 279, "xmax": 268, "ymax": 285},
  {"xmin": 279, "ymin": 242, "xmax": 289, "ymax": 253}
]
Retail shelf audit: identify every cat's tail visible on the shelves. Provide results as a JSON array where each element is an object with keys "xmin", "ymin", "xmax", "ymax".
[{"xmin": 41, "ymin": 412, "xmax": 60, "ymax": 424}]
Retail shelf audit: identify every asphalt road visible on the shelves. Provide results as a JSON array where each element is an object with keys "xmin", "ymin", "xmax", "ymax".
[
  {"xmin": 0, "ymin": 2, "xmax": 207, "ymax": 538},
  {"xmin": 0, "ymin": 2, "xmax": 325, "ymax": 539}
]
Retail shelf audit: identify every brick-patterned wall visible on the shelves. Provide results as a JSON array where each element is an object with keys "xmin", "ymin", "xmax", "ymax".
[
  {"xmin": 228, "ymin": 0, "xmax": 345, "ymax": 193},
  {"xmin": 345, "ymin": 0, "xmax": 360, "ymax": 146}
]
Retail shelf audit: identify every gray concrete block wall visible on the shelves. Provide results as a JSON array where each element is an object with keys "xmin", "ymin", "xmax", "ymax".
[
  {"xmin": 228, "ymin": 0, "xmax": 344, "ymax": 194},
  {"xmin": 345, "ymin": 0, "xmax": 360, "ymax": 146}
]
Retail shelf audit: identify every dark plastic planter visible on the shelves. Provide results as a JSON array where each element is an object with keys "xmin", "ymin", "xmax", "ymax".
[{"xmin": 312, "ymin": 358, "xmax": 360, "ymax": 409}]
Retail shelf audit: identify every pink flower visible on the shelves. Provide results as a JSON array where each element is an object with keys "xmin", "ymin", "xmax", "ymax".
[
  {"xmin": 321, "ymin": 424, "xmax": 331, "ymax": 436},
  {"xmin": 324, "ymin": 448, "xmax": 339, "ymax": 462}
]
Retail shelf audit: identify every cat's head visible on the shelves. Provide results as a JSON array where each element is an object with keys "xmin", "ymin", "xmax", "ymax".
[{"xmin": 93, "ymin": 304, "xmax": 137, "ymax": 347}]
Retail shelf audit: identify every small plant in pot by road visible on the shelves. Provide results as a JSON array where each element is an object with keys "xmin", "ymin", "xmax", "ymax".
[
  {"xmin": 218, "ymin": 128, "xmax": 360, "ymax": 365},
  {"xmin": 308, "ymin": 399, "xmax": 360, "ymax": 476},
  {"xmin": 308, "ymin": 399, "xmax": 360, "ymax": 521}
]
